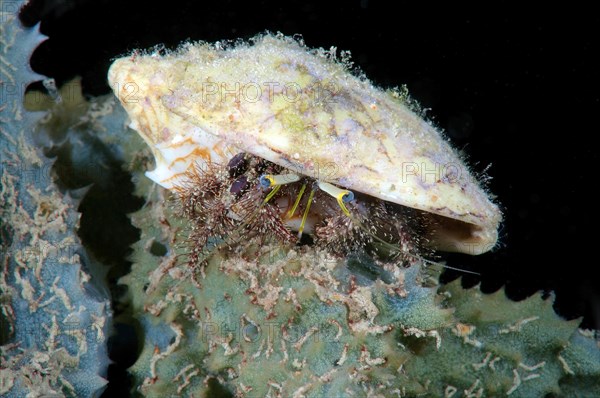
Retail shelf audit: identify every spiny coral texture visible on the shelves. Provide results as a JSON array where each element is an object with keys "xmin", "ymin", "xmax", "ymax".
[
  {"xmin": 123, "ymin": 185, "xmax": 451, "ymax": 397},
  {"xmin": 1, "ymin": 11, "xmax": 110, "ymax": 398},
  {"xmin": 423, "ymin": 282, "xmax": 599, "ymax": 397},
  {"xmin": 122, "ymin": 146, "xmax": 599, "ymax": 397}
]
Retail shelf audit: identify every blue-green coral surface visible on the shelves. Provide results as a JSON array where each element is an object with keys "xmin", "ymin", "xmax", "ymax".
[
  {"xmin": 1, "ymin": 7, "xmax": 110, "ymax": 397},
  {"xmin": 1, "ymin": 3, "xmax": 599, "ymax": 398},
  {"xmin": 121, "ymin": 169, "xmax": 600, "ymax": 397}
]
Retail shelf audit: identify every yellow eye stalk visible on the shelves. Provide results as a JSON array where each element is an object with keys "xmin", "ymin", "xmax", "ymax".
[
  {"xmin": 260, "ymin": 174, "xmax": 301, "ymax": 187},
  {"xmin": 317, "ymin": 181, "xmax": 354, "ymax": 217},
  {"xmin": 260, "ymin": 174, "xmax": 301, "ymax": 203},
  {"xmin": 259, "ymin": 174, "xmax": 356, "ymax": 238}
]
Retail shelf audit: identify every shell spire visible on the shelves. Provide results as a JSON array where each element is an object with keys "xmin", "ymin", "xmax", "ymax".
[{"xmin": 108, "ymin": 34, "xmax": 501, "ymax": 255}]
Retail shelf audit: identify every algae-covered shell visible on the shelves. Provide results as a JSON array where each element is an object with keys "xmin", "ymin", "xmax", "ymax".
[{"xmin": 108, "ymin": 34, "xmax": 501, "ymax": 255}]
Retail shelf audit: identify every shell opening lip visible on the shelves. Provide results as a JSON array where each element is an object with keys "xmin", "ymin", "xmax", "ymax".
[{"xmin": 425, "ymin": 213, "xmax": 499, "ymax": 255}]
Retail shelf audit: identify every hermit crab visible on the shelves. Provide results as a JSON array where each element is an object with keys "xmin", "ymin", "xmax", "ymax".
[{"xmin": 108, "ymin": 34, "xmax": 501, "ymax": 263}]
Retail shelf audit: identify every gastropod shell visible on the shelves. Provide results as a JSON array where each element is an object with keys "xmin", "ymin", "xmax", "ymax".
[{"xmin": 108, "ymin": 34, "xmax": 501, "ymax": 256}]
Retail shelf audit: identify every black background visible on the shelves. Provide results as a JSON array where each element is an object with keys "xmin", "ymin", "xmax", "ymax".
[{"xmin": 18, "ymin": 0, "xmax": 600, "ymax": 395}]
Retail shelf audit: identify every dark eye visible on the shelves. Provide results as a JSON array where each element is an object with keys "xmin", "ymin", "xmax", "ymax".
[
  {"xmin": 227, "ymin": 152, "xmax": 248, "ymax": 177},
  {"xmin": 230, "ymin": 175, "xmax": 249, "ymax": 195}
]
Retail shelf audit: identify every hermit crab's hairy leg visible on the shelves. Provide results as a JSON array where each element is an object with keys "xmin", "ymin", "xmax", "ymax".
[
  {"xmin": 169, "ymin": 161, "xmax": 236, "ymax": 268},
  {"xmin": 170, "ymin": 163, "xmax": 298, "ymax": 278},
  {"xmin": 171, "ymin": 160, "xmax": 223, "ymax": 217},
  {"xmin": 374, "ymin": 205, "xmax": 481, "ymax": 274},
  {"xmin": 173, "ymin": 157, "xmax": 255, "ymax": 254},
  {"xmin": 312, "ymin": 181, "xmax": 480, "ymax": 273},
  {"xmin": 164, "ymin": 164, "xmax": 218, "ymax": 280},
  {"xmin": 313, "ymin": 184, "xmax": 372, "ymax": 254},
  {"xmin": 315, "ymin": 211, "xmax": 366, "ymax": 254},
  {"xmin": 351, "ymin": 205, "xmax": 428, "ymax": 265},
  {"xmin": 228, "ymin": 185, "xmax": 297, "ymax": 246},
  {"xmin": 200, "ymin": 167, "xmax": 299, "ymax": 251},
  {"xmin": 344, "ymin": 200, "xmax": 481, "ymax": 274}
]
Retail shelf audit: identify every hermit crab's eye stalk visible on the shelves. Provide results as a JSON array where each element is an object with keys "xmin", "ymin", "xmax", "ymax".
[
  {"xmin": 259, "ymin": 174, "xmax": 301, "ymax": 188},
  {"xmin": 317, "ymin": 181, "xmax": 355, "ymax": 217},
  {"xmin": 260, "ymin": 174, "xmax": 302, "ymax": 203}
]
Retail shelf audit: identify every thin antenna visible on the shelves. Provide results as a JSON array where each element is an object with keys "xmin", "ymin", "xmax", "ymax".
[
  {"xmin": 419, "ymin": 257, "xmax": 481, "ymax": 276},
  {"xmin": 349, "ymin": 211, "xmax": 481, "ymax": 276}
]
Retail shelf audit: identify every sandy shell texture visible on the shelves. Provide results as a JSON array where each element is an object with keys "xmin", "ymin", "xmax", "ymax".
[{"xmin": 108, "ymin": 34, "xmax": 501, "ymax": 255}]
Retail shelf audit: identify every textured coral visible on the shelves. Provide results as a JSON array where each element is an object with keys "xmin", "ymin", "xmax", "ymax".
[
  {"xmin": 120, "ymin": 153, "xmax": 600, "ymax": 397},
  {"xmin": 410, "ymin": 281, "xmax": 599, "ymax": 397},
  {"xmin": 0, "ymin": 7, "xmax": 110, "ymax": 397},
  {"xmin": 122, "ymin": 183, "xmax": 447, "ymax": 397}
]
